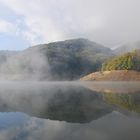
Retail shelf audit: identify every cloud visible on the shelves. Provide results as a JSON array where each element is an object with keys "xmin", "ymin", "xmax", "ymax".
[
  {"xmin": 0, "ymin": 0, "xmax": 140, "ymax": 47},
  {"xmin": 0, "ymin": 0, "xmax": 65, "ymax": 45},
  {"xmin": 0, "ymin": 19, "xmax": 16, "ymax": 34},
  {"xmin": 0, "ymin": 0, "xmax": 106, "ymax": 45}
]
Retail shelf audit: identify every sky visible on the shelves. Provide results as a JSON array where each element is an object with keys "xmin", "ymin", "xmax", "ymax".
[{"xmin": 0, "ymin": 0, "xmax": 140, "ymax": 50}]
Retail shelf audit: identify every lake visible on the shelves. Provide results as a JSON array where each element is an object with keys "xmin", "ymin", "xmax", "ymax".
[{"xmin": 0, "ymin": 81, "xmax": 140, "ymax": 140}]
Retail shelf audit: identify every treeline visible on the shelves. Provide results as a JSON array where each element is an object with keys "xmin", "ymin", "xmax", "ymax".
[{"xmin": 102, "ymin": 50, "xmax": 140, "ymax": 71}]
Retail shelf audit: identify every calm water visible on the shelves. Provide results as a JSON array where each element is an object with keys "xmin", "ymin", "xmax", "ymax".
[{"xmin": 0, "ymin": 81, "xmax": 140, "ymax": 140}]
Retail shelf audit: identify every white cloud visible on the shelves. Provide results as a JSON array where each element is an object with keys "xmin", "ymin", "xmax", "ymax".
[
  {"xmin": 0, "ymin": 0, "xmax": 104, "ymax": 45},
  {"xmin": 0, "ymin": 19, "xmax": 16, "ymax": 34},
  {"xmin": 0, "ymin": 0, "xmax": 140, "ymax": 47}
]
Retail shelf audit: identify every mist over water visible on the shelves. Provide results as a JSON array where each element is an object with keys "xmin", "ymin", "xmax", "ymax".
[{"xmin": 0, "ymin": 81, "xmax": 139, "ymax": 140}]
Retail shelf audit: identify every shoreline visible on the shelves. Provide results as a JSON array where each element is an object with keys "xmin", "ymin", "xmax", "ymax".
[{"xmin": 80, "ymin": 70, "xmax": 140, "ymax": 81}]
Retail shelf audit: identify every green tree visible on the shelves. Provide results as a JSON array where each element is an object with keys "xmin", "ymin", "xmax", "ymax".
[{"xmin": 102, "ymin": 50, "xmax": 140, "ymax": 71}]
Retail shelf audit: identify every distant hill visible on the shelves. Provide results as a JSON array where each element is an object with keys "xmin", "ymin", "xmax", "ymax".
[
  {"xmin": 0, "ymin": 38, "xmax": 113, "ymax": 80},
  {"xmin": 114, "ymin": 42, "xmax": 140, "ymax": 54}
]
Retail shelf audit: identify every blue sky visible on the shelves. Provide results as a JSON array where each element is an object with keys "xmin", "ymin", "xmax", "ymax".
[
  {"xmin": 0, "ymin": 0, "xmax": 140, "ymax": 50},
  {"xmin": 0, "ymin": 3, "xmax": 30, "ymax": 50}
]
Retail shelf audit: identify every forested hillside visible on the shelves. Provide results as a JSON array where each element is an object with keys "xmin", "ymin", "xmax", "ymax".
[
  {"xmin": 0, "ymin": 39, "xmax": 113, "ymax": 80},
  {"xmin": 102, "ymin": 50, "xmax": 140, "ymax": 71}
]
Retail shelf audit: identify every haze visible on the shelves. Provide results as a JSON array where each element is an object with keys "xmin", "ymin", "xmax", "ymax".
[{"xmin": 0, "ymin": 0, "xmax": 140, "ymax": 50}]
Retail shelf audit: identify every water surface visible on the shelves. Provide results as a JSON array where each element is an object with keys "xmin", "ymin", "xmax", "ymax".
[{"xmin": 0, "ymin": 81, "xmax": 140, "ymax": 140}]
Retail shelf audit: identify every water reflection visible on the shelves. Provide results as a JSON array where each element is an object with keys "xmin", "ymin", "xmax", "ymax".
[
  {"xmin": 0, "ymin": 82, "xmax": 113, "ymax": 123},
  {"xmin": 104, "ymin": 92, "xmax": 140, "ymax": 114},
  {"xmin": 0, "ymin": 82, "xmax": 139, "ymax": 140},
  {"xmin": 83, "ymin": 81, "xmax": 140, "ymax": 115},
  {"xmin": 0, "ymin": 111, "xmax": 140, "ymax": 140}
]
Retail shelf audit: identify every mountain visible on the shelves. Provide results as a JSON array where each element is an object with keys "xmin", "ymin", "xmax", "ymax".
[
  {"xmin": 114, "ymin": 42, "xmax": 140, "ymax": 54},
  {"xmin": 0, "ymin": 38, "xmax": 113, "ymax": 80}
]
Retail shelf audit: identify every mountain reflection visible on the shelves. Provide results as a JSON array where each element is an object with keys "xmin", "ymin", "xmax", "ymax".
[
  {"xmin": 0, "ymin": 83, "xmax": 113, "ymax": 123},
  {"xmin": 44, "ymin": 87, "xmax": 113, "ymax": 123}
]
